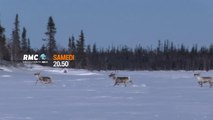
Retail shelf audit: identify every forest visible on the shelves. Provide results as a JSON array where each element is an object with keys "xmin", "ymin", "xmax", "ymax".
[{"xmin": 0, "ymin": 14, "xmax": 212, "ymax": 70}]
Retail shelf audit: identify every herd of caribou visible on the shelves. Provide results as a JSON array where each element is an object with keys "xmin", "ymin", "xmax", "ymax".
[
  {"xmin": 33, "ymin": 70, "xmax": 213, "ymax": 88},
  {"xmin": 33, "ymin": 71, "xmax": 133, "ymax": 87}
]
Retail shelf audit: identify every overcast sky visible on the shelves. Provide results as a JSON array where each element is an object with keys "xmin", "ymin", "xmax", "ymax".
[{"xmin": 0, "ymin": 0, "xmax": 213, "ymax": 49}]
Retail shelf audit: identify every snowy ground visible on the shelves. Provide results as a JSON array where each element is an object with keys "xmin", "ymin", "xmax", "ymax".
[{"xmin": 0, "ymin": 65, "xmax": 213, "ymax": 120}]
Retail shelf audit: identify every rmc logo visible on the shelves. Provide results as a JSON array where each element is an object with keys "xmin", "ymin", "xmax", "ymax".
[
  {"xmin": 23, "ymin": 54, "xmax": 39, "ymax": 60},
  {"xmin": 23, "ymin": 54, "xmax": 47, "ymax": 61}
]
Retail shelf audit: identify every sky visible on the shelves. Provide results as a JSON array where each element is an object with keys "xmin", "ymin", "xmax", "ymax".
[{"xmin": 0, "ymin": 0, "xmax": 213, "ymax": 49}]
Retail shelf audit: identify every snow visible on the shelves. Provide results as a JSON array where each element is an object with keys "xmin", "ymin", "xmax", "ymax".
[
  {"xmin": 0, "ymin": 66, "xmax": 13, "ymax": 72},
  {"xmin": 0, "ymin": 66, "xmax": 213, "ymax": 120}
]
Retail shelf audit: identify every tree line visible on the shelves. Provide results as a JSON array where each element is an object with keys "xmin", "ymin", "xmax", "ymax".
[{"xmin": 0, "ymin": 14, "xmax": 213, "ymax": 70}]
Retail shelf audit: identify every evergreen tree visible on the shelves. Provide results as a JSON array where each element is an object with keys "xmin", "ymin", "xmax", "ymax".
[
  {"xmin": 40, "ymin": 44, "xmax": 46, "ymax": 54},
  {"xmin": 85, "ymin": 45, "xmax": 92, "ymax": 69},
  {"xmin": 68, "ymin": 36, "xmax": 77, "ymax": 68},
  {"xmin": 27, "ymin": 38, "xmax": 31, "ymax": 53},
  {"xmin": 71, "ymin": 36, "xmax": 76, "ymax": 53},
  {"xmin": 76, "ymin": 30, "xmax": 86, "ymax": 68},
  {"xmin": 0, "ymin": 24, "xmax": 5, "ymax": 59},
  {"xmin": 91, "ymin": 43, "xmax": 98, "ymax": 69},
  {"xmin": 67, "ymin": 36, "xmax": 76, "ymax": 68},
  {"xmin": 21, "ymin": 27, "xmax": 27, "ymax": 53},
  {"xmin": 86, "ymin": 45, "xmax": 91, "ymax": 54},
  {"xmin": 68, "ymin": 37, "xmax": 72, "ymax": 52},
  {"xmin": 45, "ymin": 16, "xmax": 57, "ymax": 57},
  {"xmin": 92, "ymin": 43, "xmax": 97, "ymax": 53},
  {"xmin": 68, "ymin": 36, "xmax": 76, "ymax": 53},
  {"xmin": 0, "ymin": 23, "xmax": 9, "ymax": 61},
  {"xmin": 11, "ymin": 14, "xmax": 21, "ymax": 61}
]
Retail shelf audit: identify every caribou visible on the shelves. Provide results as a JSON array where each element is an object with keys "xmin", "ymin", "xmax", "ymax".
[
  {"xmin": 109, "ymin": 72, "xmax": 133, "ymax": 87},
  {"xmin": 194, "ymin": 73, "xmax": 213, "ymax": 87},
  {"xmin": 34, "ymin": 72, "xmax": 52, "ymax": 85}
]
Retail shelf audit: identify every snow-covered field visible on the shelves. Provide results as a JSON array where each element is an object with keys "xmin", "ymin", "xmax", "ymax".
[{"xmin": 0, "ymin": 65, "xmax": 213, "ymax": 120}]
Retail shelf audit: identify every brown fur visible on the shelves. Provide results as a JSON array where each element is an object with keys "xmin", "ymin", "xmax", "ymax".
[
  {"xmin": 194, "ymin": 73, "xmax": 213, "ymax": 87},
  {"xmin": 109, "ymin": 73, "xmax": 133, "ymax": 87},
  {"xmin": 34, "ymin": 72, "xmax": 52, "ymax": 85}
]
